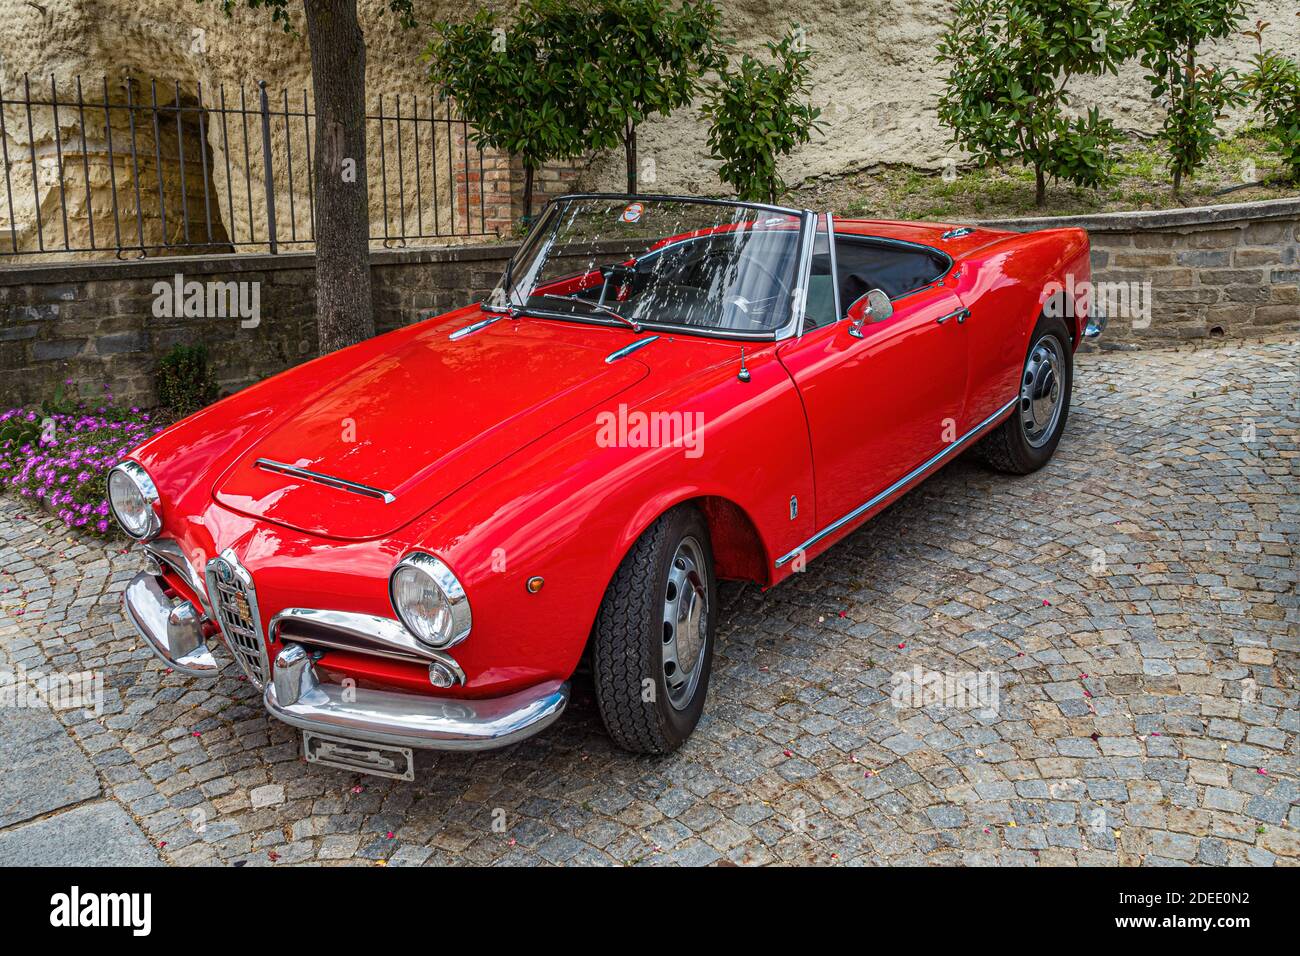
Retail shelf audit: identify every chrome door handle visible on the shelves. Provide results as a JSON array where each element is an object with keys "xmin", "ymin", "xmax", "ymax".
[{"xmin": 936, "ymin": 308, "xmax": 969, "ymax": 325}]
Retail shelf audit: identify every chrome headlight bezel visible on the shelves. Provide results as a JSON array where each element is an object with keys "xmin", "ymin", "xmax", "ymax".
[
  {"xmin": 388, "ymin": 551, "xmax": 472, "ymax": 649},
  {"xmin": 106, "ymin": 460, "xmax": 162, "ymax": 541}
]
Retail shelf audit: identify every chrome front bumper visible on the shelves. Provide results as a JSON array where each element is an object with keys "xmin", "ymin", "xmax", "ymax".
[
  {"xmin": 123, "ymin": 571, "xmax": 220, "ymax": 676},
  {"xmin": 265, "ymin": 643, "xmax": 570, "ymax": 751},
  {"xmin": 123, "ymin": 570, "xmax": 569, "ymax": 752}
]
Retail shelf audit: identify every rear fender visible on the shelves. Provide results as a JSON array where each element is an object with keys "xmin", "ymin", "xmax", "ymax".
[{"xmin": 953, "ymin": 227, "xmax": 1090, "ymax": 425}]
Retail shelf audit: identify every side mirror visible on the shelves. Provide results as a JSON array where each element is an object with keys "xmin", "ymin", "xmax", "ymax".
[{"xmin": 848, "ymin": 288, "xmax": 894, "ymax": 338}]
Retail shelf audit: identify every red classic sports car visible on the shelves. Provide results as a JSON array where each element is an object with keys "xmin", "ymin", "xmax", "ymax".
[{"xmin": 112, "ymin": 194, "xmax": 1103, "ymax": 778}]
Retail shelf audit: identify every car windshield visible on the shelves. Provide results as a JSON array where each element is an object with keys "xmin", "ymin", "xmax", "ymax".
[{"xmin": 486, "ymin": 196, "xmax": 808, "ymax": 336}]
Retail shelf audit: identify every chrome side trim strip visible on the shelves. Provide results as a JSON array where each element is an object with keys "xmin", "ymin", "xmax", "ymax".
[
  {"xmin": 449, "ymin": 315, "xmax": 502, "ymax": 340},
  {"xmin": 255, "ymin": 459, "xmax": 396, "ymax": 504},
  {"xmin": 604, "ymin": 335, "xmax": 660, "ymax": 363},
  {"xmin": 269, "ymin": 607, "xmax": 463, "ymax": 677},
  {"xmin": 774, "ymin": 397, "xmax": 1018, "ymax": 567}
]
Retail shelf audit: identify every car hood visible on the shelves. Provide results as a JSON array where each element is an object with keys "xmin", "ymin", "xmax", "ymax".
[{"xmin": 212, "ymin": 317, "xmax": 650, "ymax": 540}]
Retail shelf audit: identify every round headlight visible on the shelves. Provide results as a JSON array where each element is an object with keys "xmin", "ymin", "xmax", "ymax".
[
  {"xmin": 389, "ymin": 552, "xmax": 471, "ymax": 649},
  {"xmin": 107, "ymin": 460, "xmax": 162, "ymax": 540}
]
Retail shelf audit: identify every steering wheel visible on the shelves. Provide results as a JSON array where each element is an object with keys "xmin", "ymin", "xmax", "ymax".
[
  {"xmin": 690, "ymin": 249, "xmax": 791, "ymax": 297},
  {"xmin": 687, "ymin": 249, "xmax": 793, "ymax": 330}
]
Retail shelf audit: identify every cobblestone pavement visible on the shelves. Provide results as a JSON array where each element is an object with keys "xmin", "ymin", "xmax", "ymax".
[{"xmin": 1, "ymin": 338, "xmax": 1296, "ymax": 866}]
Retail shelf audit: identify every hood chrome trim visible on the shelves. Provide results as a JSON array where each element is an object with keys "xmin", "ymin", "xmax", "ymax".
[
  {"xmin": 605, "ymin": 335, "xmax": 660, "ymax": 364},
  {"xmin": 449, "ymin": 315, "xmax": 503, "ymax": 340},
  {"xmin": 255, "ymin": 458, "xmax": 396, "ymax": 504}
]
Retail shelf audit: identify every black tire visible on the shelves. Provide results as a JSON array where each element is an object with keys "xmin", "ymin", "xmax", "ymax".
[
  {"xmin": 973, "ymin": 313, "xmax": 1073, "ymax": 474},
  {"xmin": 591, "ymin": 505, "xmax": 717, "ymax": 754}
]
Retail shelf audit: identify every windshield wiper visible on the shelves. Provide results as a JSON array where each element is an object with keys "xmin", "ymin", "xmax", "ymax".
[{"xmin": 536, "ymin": 293, "xmax": 641, "ymax": 333}]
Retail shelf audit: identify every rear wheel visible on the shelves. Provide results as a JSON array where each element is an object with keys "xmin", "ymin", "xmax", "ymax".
[
  {"xmin": 591, "ymin": 506, "xmax": 716, "ymax": 754},
  {"xmin": 974, "ymin": 314, "xmax": 1073, "ymax": 474}
]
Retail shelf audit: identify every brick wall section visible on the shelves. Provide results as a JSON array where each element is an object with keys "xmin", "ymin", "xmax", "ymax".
[
  {"xmin": 467, "ymin": 151, "xmax": 587, "ymax": 237},
  {"xmin": 1, "ymin": 197, "xmax": 1296, "ymax": 409},
  {"xmin": 981, "ymin": 198, "xmax": 1299, "ymax": 349}
]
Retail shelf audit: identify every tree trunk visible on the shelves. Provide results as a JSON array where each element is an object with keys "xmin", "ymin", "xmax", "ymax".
[
  {"xmin": 305, "ymin": 0, "xmax": 375, "ymax": 355},
  {"xmin": 624, "ymin": 122, "xmax": 637, "ymax": 194},
  {"xmin": 1175, "ymin": 45, "xmax": 1196, "ymax": 198},
  {"xmin": 1034, "ymin": 163, "xmax": 1046, "ymax": 207},
  {"xmin": 522, "ymin": 162, "xmax": 535, "ymax": 224}
]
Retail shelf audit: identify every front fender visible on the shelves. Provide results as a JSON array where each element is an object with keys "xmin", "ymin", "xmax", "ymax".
[{"xmin": 408, "ymin": 342, "xmax": 816, "ymax": 690}]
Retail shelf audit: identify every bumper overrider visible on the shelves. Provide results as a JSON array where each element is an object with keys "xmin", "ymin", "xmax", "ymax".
[
  {"xmin": 1084, "ymin": 305, "xmax": 1107, "ymax": 339},
  {"xmin": 123, "ymin": 567, "xmax": 570, "ymax": 753}
]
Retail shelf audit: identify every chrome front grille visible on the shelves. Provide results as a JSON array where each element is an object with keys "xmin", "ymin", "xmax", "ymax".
[{"xmin": 205, "ymin": 551, "xmax": 269, "ymax": 687}]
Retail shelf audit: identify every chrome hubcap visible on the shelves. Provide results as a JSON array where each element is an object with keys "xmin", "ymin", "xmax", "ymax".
[
  {"xmin": 662, "ymin": 536, "xmax": 708, "ymax": 710},
  {"xmin": 1020, "ymin": 336, "xmax": 1064, "ymax": 448}
]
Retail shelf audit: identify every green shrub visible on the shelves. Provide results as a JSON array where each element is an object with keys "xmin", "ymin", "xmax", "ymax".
[
  {"xmin": 155, "ymin": 345, "xmax": 219, "ymax": 418},
  {"xmin": 1129, "ymin": 0, "xmax": 1248, "ymax": 194},
  {"xmin": 702, "ymin": 30, "xmax": 822, "ymax": 204},
  {"xmin": 936, "ymin": 0, "xmax": 1129, "ymax": 206},
  {"xmin": 0, "ymin": 413, "xmax": 41, "ymax": 447},
  {"xmin": 576, "ymin": 0, "xmax": 725, "ymax": 194},
  {"xmin": 1243, "ymin": 25, "xmax": 1300, "ymax": 183},
  {"xmin": 426, "ymin": 4, "xmax": 596, "ymax": 222}
]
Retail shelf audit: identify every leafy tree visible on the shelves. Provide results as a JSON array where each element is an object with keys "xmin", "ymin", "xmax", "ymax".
[
  {"xmin": 701, "ymin": 31, "xmax": 822, "ymax": 203},
  {"xmin": 1130, "ymin": 0, "xmax": 1248, "ymax": 194},
  {"xmin": 580, "ymin": 0, "xmax": 725, "ymax": 194},
  {"xmin": 201, "ymin": 0, "xmax": 417, "ymax": 354},
  {"xmin": 1243, "ymin": 21, "xmax": 1300, "ymax": 183},
  {"xmin": 936, "ymin": 0, "xmax": 1129, "ymax": 206},
  {"xmin": 426, "ymin": 4, "xmax": 594, "ymax": 223}
]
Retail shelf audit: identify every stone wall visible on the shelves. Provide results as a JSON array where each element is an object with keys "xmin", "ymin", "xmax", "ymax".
[
  {"xmin": 0, "ymin": 244, "xmax": 516, "ymax": 406},
  {"xmin": 1, "ymin": 197, "xmax": 1295, "ymax": 409},
  {"xmin": 982, "ymin": 198, "xmax": 1300, "ymax": 349},
  {"xmin": 0, "ymin": 235, "xmax": 625, "ymax": 406}
]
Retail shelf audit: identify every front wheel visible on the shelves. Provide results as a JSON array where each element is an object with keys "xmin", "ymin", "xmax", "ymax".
[
  {"xmin": 974, "ymin": 314, "xmax": 1073, "ymax": 474},
  {"xmin": 591, "ymin": 505, "xmax": 717, "ymax": 754}
]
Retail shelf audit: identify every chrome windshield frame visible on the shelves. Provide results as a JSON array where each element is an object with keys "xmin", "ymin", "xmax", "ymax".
[
  {"xmin": 826, "ymin": 213, "xmax": 843, "ymax": 324},
  {"xmin": 791, "ymin": 212, "xmax": 845, "ymax": 340},
  {"xmin": 484, "ymin": 194, "xmax": 817, "ymax": 342}
]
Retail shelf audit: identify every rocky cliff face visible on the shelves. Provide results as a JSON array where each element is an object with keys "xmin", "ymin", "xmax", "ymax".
[
  {"xmin": 0, "ymin": 0, "xmax": 496, "ymax": 256},
  {"xmin": 1, "ymin": 0, "xmax": 1295, "ymax": 256},
  {"xmin": 586, "ymin": 0, "xmax": 1299, "ymax": 193}
]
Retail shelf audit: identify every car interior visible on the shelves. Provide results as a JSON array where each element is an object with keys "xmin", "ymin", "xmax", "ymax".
[
  {"xmin": 803, "ymin": 234, "xmax": 952, "ymax": 330},
  {"xmin": 545, "ymin": 227, "xmax": 805, "ymax": 332},
  {"xmin": 537, "ymin": 227, "xmax": 951, "ymax": 336}
]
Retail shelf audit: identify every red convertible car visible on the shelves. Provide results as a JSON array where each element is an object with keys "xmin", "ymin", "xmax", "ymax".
[{"xmin": 113, "ymin": 195, "xmax": 1102, "ymax": 778}]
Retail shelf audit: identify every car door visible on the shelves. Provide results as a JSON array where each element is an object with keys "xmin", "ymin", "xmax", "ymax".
[{"xmin": 777, "ymin": 221, "xmax": 969, "ymax": 534}]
